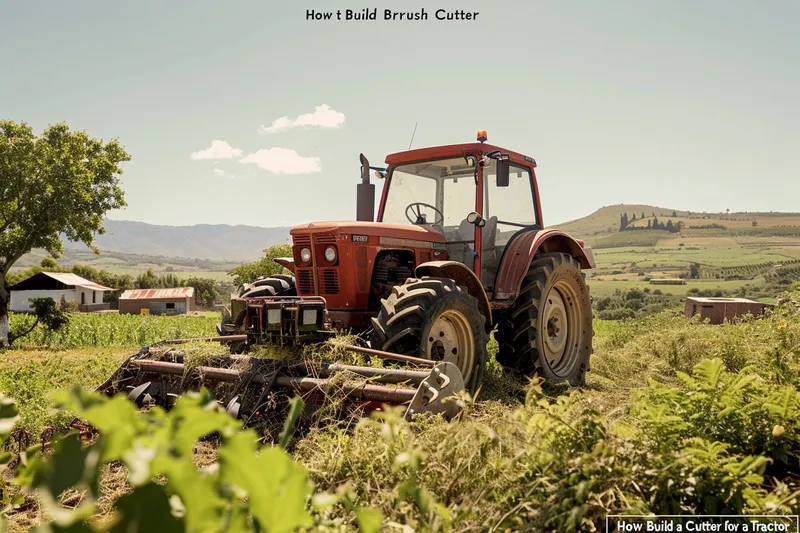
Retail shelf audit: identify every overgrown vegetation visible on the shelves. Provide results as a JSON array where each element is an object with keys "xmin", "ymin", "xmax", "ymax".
[
  {"xmin": 0, "ymin": 289, "xmax": 799, "ymax": 531},
  {"xmin": 592, "ymin": 287, "xmax": 684, "ymax": 320}
]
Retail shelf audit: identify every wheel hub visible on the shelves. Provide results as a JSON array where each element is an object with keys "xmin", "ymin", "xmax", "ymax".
[
  {"xmin": 543, "ymin": 289, "xmax": 569, "ymax": 366},
  {"xmin": 427, "ymin": 310, "xmax": 475, "ymax": 383}
]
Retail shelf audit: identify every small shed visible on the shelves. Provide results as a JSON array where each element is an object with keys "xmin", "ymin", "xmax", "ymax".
[
  {"xmin": 685, "ymin": 297, "xmax": 773, "ymax": 325},
  {"xmin": 118, "ymin": 287, "xmax": 195, "ymax": 315},
  {"xmin": 8, "ymin": 272, "xmax": 114, "ymax": 312}
]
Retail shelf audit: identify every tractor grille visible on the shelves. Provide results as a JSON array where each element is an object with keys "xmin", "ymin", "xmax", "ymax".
[
  {"xmin": 356, "ymin": 246, "xmax": 369, "ymax": 292},
  {"xmin": 320, "ymin": 269, "xmax": 339, "ymax": 294},
  {"xmin": 316, "ymin": 234, "xmax": 336, "ymax": 244},
  {"xmin": 294, "ymin": 235, "xmax": 312, "ymax": 246},
  {"xmin": 297, "ymin": 270, "xmax": 314, "ymax": 294}
]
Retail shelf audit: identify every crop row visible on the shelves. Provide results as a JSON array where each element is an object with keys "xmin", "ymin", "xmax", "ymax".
[
  {"xmin": 699, "ymin": 259, "xmax": 800, "ymax": 279},
  {"xmin": 8, "ymin": 312, "xmax": 219, "ymax": 349}
]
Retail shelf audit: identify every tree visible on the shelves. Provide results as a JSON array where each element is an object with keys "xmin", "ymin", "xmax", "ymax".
[
  {"xmin": 619, "ymin": 212, "xmax": 629, "ymax": 232},
  {"xmin": 229, "ymin": 244, "xmax": 293, "ymax": 288},
  {"xmin": 666, "ymin": 220, "xmax": 674, "ymax": 232},
  {"xmin": 40, "ymin": 257, "xmax": 58, "ymax": 269},
  {"xmin": 182, "ymin": 277, "xmax": 219, "ymax": 307},
  {"xmin": 135, "ymin": 268, "xmax": 159, "ymax": 289},
  {"xmin": 672, "ymin": 211, "xmax": 677, "ymax": 217},
  {"xmin": 0, "ymin": 120, "xmax": 129, "ymax": 347},
  {"xmin": 7, "ymin": 297, "xmax": 69, "ymax": 346},
  {"xmin": 647, "ymin": 220, "xmax": 652, "ymax": 229},
  {"xmin": 641, "ymin": 212, "xmax": 646, "ymax": 219},
  {"xmin": 690, "ymin": 262, "xmax": 700, "ymax": 279}
]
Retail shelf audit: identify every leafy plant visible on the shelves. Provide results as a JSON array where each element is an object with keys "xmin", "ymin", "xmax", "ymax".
[{"xmin": 0, "ymin": 388, "xmax": 383, "ymax": 532}]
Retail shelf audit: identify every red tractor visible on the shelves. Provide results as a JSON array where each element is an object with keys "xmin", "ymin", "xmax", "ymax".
[{"xmin": 220, "ymin": 131, "xmax": 595, "ymax": 393}]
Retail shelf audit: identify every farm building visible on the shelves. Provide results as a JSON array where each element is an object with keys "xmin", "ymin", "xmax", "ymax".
[
  {"xmin": 118, "ymin": 287, "xmax": 195, "ymax": 315},
  {"xmin": 685, "ymin": 297, "xmax": 773, "ymax": 325},
  {"xmin": 8, "ymin": 272, "xmax": 115, "ymax": 312}
]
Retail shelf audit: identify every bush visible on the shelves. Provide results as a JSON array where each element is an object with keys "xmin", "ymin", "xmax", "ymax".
[{"xmin": 598, "ymin": 308, "xmax": 636, "ymax": 320}]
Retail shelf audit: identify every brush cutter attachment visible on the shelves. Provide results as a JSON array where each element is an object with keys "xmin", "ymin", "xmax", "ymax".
[{"xmin": 96, "ymin": 344, "xmax": 467, "ymax": 425}]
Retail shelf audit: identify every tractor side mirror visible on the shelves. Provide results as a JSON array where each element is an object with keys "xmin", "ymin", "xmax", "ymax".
[
  {"xmin": 467, "ymin": 211, "xmax": 486, "ymax": 227},
  {"xmin": 496, "ymin": 158, "xmax": 510, "ymax": 187}
]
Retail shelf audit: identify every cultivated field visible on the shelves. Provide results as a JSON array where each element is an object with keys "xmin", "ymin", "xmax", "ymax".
[
  {"xmin": 0, "ymin": 295, "xmax": 799, "ymax": 530},
  {"xmin": 565, "ymin": 207, "xmax": 800, "ymax": 300}
]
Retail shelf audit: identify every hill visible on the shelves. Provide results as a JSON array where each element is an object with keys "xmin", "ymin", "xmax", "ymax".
[
  {"xmin": 61, "ymin": 219, "xmax": 291, "ymax": 260},
  {"xmin": 550, "ymin": 204, "xmax": 685, "ymax": 238}
]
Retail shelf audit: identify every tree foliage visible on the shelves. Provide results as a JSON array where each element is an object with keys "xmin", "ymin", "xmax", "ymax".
[
  {"xmin": 7, "ymin": 297, "xmax": 69, "ymax": 346},
  {"xmin": 228, "ymin": 244, "xmax": 292, "ymax": 288},
  {"xmin": 0, "ymin": 120, "xmax": 129, "ymax": 347}
]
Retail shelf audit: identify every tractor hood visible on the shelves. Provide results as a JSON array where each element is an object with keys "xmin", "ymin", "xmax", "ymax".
[{"xmin": 290, "ymin": 221, "xmax": 446, "ymax": 243}]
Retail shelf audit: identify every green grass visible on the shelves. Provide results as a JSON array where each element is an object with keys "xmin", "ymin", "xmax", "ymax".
[
  {"xmin": 586, "ymin": 278, "xmax": 756, "ymax": 297},
  {"xmin": 3, "ymin": 293, "xmax": 800, "ymax": 530},
  {"xmin": 589, "ymin": 230, "xmax": 669, "ymax": 248}
]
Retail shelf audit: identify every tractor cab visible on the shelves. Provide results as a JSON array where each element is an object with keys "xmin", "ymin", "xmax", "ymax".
[{"xmin": 372, "ymin": 131, "xmax": 542, "ymax": 291}]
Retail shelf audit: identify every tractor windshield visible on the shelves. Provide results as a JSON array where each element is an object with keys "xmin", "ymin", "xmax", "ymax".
[{"xmin": 381, "ymin": 156, "xmax": 478, "ymax": 234}]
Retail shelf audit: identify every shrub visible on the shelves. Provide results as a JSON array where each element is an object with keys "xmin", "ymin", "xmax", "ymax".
[{"xmin": 598, "ymin": 308, "xmax": 636, "ymax": 320}]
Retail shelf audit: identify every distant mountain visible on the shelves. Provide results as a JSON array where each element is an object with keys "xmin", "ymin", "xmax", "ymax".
[{"xmin": 62, "ymin": 219, "xmax": 291, "ymax": 261}]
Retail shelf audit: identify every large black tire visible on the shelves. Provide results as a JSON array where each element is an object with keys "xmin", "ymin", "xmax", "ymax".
[
  {"xmin": 241, "ymin": 274, "xmax": 297, "ymax": 298},
  {"xmin": 370, "ymin": 277, "xmax": 489, "ymax": 394},
  {"xmin": 495, "ymin": 253, "xmax": 592, "ymax": 386}
]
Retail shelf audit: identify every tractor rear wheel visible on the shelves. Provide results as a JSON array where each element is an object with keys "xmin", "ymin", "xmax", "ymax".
[
  {"xmin": 495, "ymin": 253, "xmax": 592, "ymax": 386},
  {"xmin": 369, "ymin": 277, "xmax": 489, "ymax": 394}
]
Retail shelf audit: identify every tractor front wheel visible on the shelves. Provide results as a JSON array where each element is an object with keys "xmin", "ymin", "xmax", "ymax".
[
  {"xmin": 495, "ymin": 253, "xmax": 592, "ymax": 386},
  {"xmin": 370, "ymin": 277, "xmax": 489, "ymax": 394}
]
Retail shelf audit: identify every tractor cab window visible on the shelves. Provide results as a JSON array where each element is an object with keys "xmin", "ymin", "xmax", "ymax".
[
  {"xmin": 479, "ymin": 159, "xmax": 538, "ymax": 288},
  {"xmin": 381, "ymin": 156, "xmax": 479, "ymax": 268}
]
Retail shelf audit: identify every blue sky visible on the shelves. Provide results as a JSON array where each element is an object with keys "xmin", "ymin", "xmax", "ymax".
[{"xmin": 1, "ymin": 0, "xmax": 798, "ymax": 228}]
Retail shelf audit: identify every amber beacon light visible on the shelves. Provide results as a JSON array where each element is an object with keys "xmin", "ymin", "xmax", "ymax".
[{"xmin": 476, "ymin": 130, "xmax": 487, "ymax": 142}]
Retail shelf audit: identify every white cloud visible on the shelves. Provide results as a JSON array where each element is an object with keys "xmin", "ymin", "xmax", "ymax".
[
  {"xmin": 190, "ymin": 140, "xmax": 242, "ymax": 160},
  {"xmin": 239, "ymin": 147, "xmax": 322, "ymax": 175},
  {"xmin": 213, "ymin": 168, "xmax": 235, "ymax": 178},
  {"xmin": 258, "ymin": 104, "xmax": 345, "ymax": 134}
]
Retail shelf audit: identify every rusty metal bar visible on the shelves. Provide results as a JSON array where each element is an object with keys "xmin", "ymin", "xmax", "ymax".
[
  {"xmin": 340, "ymin": 344, "xmax": 436, "ymax": 367},
  {"xmin": 128, "ymin": 360, "xmax": 416, "ymax": 403},
  {"xmin": 161, "ymin": 335, "xmax": 248, "ymax": 345},
  {"xmin": 322, "ymin": 363, "xmax": 429, "ymax": 384}
]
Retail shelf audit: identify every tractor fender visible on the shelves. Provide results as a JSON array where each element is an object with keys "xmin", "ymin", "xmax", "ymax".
[
  {"xmin": 414, "ymin": 261, "xmax": 492, "ymax": 324},
  {"xmin": 493, "ymin": 229, "xmax": 595, "ymax": 302}
]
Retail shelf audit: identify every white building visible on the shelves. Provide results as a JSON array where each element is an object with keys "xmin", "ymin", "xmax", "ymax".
[{"xmin": 8, "ymin": 272, "xmax": 115, "ymax": 312}]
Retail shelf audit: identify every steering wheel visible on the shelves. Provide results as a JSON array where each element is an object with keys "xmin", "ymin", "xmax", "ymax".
[{"xmin": 405, "ymin": 202, "xmax": 444, "ymax": 225}]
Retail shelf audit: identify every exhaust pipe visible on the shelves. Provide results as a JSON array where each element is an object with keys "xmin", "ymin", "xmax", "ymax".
[{"xmin": 356, "ymin": 153, "xmax": 375, "ymax": 222}]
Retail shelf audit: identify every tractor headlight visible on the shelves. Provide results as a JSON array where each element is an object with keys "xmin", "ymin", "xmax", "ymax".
[
  {"xmin": 300, "ymin": 248, "xmax": 311, "ymax": 263},
  {"xmin": 324, "ymin": 246, "xmax": 337, "ymax": 262}
]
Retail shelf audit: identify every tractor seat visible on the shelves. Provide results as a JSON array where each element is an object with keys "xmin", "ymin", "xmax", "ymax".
[
  {"xmin": 444, "ymin": 218, "xmax": 476, "ymax": 269},
  {"xmin": 479, "ymin": 216, "xmax": 500, "ymax": 286}
]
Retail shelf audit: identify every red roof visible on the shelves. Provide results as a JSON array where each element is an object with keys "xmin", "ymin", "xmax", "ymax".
[{"xmin": 119, "ymin": 287, "xmax": 195, "ymax": 300}]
